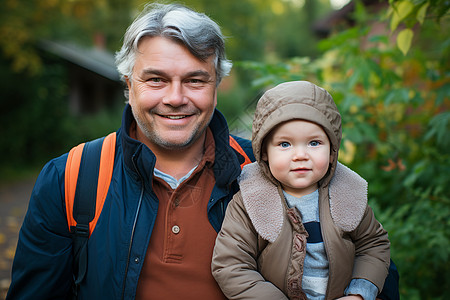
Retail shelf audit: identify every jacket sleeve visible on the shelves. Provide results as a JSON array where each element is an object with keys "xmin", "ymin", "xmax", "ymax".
[
  {"xmin": 211, "ymin": 192, "xmax": 288, "ymax": 300},
  {"xmin": 350, "ymin": 205, "xmax": 390, "ymax": 292},
  {"xmin": 6, "ymin": 157, "xmax": 73, "ymax": 299}
]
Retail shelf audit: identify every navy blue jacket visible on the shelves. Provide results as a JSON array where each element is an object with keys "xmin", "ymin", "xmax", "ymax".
[{"xmin": 7, "ymin": 105, "xmax": 253, "ymax": 299}]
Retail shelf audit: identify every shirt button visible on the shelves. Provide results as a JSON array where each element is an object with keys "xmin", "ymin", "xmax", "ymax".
[
  {"xmin": 172, "ymin": 225, "xmax": 180, "ymax": 234},
  {"xmin": 134, "ymin": 257, "xmax": 140, "ymax": 264}
]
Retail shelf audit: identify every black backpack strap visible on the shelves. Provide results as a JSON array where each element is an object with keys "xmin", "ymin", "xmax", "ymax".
[{"xmin": 71, "ymin": 136, "xmax": 105, "ymax": 296}]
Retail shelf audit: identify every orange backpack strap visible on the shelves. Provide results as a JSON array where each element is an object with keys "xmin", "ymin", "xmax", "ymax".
[
  {"xmin": 65, "ymin": 132, "xmax": 116, "ymax": 236},
  {"xmin": 65, "ymin": 132, "xmax": 116, "ymax": 291},
  {"xmin": 229, "ymin": 135, "xmax": 253, "ymax": 169}
]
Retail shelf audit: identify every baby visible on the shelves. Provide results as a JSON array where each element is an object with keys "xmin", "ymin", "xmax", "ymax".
[{"xmin": 212, "ymin": 81, "xmax": 390, "ymax": 300}]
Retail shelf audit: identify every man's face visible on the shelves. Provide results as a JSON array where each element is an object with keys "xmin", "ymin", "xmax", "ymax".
[{"xmin": 127, "ymin": 36, "xmax": 217, "ymax": 151}]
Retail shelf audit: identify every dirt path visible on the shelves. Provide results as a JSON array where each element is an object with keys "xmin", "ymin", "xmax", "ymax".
[{"xmin": 0, "ymin": 176, "xmax": 36, "ymax": 299}]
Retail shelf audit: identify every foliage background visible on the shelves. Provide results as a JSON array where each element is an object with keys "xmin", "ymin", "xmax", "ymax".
[{"xmin": 0, "ymin": 0, "xmax": 449, "ymax": 299}]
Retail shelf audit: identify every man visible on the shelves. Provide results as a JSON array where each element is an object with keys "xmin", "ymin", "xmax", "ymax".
[{"xmin": 7, "ymin": 3, "xmax": 252, "ymax": 299}]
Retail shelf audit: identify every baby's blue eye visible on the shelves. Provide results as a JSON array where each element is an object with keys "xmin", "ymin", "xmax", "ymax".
[
  {"xmin": 309, "ymin": 141, "xmax": 320, "ymax": 147},
  {"xmin": 280, "ymin": 142, "xmax": 290, "ymax": 148}
]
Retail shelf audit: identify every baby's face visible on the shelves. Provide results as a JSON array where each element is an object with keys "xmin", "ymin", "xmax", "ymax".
[{"xmin": 262, "ymin": 120, "xmax": 331, "ymax": 198}]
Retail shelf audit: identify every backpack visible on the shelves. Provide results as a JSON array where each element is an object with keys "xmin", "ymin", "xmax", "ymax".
[{"xmin": 64, "ymin": 132, "xmax": 253, "ymax": 295}]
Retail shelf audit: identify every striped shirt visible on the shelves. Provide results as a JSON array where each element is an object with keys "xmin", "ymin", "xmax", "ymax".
[
  {"xmin": 283, "ymin": 189, "xmax": 379, "ymax": 300},
  {"xmin": 284, "ymin": 189, "xmax": 328, "ymax": 299}
]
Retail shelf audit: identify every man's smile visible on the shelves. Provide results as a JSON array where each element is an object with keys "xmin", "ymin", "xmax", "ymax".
[{"xmin": 160, "ymin": 114, "xmax": 190, "ymax": 119}]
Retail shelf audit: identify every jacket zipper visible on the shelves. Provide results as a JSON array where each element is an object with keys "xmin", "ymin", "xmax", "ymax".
[{"xmin": 121, "ymin": 157, "xmax": 145, "ymax": 300}]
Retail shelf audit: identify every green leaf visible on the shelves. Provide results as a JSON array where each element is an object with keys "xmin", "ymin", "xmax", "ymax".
[
  {"xmin": 385, "ymin": 88, "xmax": 410, "ymax": 105},
  {"xmin": 397, "ymin": 28, "xmax": 414, "ymax": 55},
  {"xmin": 390, "ymin": 0, "xmax": 415, "ymax": 31},
  {"xmin": 425, "ymin": 111, "xmax": 450, "ymax": 148},
  {"xmin": 416, "ymin": 2, "xmax": 429, "ymax": 25}
]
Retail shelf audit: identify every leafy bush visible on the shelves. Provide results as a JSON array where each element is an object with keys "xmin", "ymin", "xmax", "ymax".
[{"xmin": 238, "ymin": 3, "xmax": 449, "ymax": 299}]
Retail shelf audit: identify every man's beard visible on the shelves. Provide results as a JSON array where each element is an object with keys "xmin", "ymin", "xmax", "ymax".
[{"xmin": 131, "ymin": 108, "xmax": 212, "ymax": 150}]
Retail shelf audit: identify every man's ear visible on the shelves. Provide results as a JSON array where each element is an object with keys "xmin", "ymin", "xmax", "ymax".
[
  {"xmin": 125, "ymin": 76, "xmax": 133, "ymax": 104},
  {"xmin": 125, "ymin": 76, "xmax": 132, "ymax": 89}
]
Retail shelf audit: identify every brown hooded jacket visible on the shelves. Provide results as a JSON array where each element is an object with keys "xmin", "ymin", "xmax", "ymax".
[{"xmin": 212, "ymin": 81, "xmax": 390, "ymax": 299}]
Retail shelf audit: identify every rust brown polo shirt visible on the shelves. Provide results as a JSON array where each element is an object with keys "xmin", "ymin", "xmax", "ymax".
[{"xmin": 135, "ymin": 129, "xmax": 226, "ymax": 299}]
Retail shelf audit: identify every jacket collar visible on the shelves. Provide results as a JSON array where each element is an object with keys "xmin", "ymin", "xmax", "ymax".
[{"xmin": 118, "ymin": 104, "xmax": 242, "ymax": 189}]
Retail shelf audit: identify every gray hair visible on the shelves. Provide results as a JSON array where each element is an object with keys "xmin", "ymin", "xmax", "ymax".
[{"xmin": 115, "ymin": 3, "xmax": 232, "ymax": 90}]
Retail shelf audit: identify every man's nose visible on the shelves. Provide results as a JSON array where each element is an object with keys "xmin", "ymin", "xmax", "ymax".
[{"xmin": 163, "ymin": 82, "xmax": 188, "ymax": 106}]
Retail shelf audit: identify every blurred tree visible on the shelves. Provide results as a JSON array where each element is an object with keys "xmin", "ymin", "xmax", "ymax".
[
  {"xmin": 0, "ymin": 0, "xmax": 93, "ymax": 73},
  {"xmin": 0, "ymin": 0, "xmax": 138, "ymax": 73}
]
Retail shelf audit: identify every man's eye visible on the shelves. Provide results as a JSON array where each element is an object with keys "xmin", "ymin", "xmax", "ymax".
[
  {"xmin": 280, "ymin": 142, "xmax": 290, "ymax": 148},
  {"xmin": 148, "ymin": 78, "xmax": 162, "ymax": 83},
  {"xmin": 188, "ymin": 79, "xmax": 204, "ymax": 84}
]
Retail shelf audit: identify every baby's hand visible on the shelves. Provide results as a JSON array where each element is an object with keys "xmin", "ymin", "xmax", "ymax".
[{"xmin": 336, "ymin": 296, "xmax": 363, "ymax": 300}]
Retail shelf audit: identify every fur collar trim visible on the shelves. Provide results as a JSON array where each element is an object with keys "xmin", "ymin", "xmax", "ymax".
[
  {"xmin": 329, "ymin": 163, "xmax": 367, "ymax": 231},
  {"xmin": 239, "ymin": 162, "xmax": 367, "ymax": 242},
  {"xmin": 239, "ymin": 163, "xmax": 284, "ymax": 243}
]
